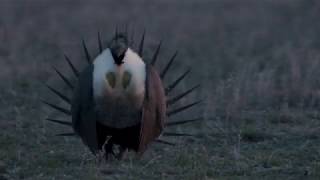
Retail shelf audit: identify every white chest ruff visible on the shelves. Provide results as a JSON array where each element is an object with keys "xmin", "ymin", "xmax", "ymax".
[{"xmin": 92, "ymin": 48, "xmax": 146, "ymax": 128}]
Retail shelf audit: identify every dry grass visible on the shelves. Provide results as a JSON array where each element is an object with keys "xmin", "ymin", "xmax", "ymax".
[{"xmin": 1, "ymin": 0, "xmax": 320, "ymax": 179}]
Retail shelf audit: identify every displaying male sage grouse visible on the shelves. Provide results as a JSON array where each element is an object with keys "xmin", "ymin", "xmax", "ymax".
[{"xmin": 43, "ymin": 29, "xmax": 202, "ymax": 159}]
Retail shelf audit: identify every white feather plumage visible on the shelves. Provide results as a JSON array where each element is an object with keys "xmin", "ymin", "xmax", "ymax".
[{"xmin": 93, "ymin": 48, "xmax": 146, "ymax": 104}]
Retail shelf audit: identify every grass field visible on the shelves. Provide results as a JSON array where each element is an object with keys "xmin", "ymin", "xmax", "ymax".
[{"xmin": 1, "ymin": 0, "xmax": 320, "ymax": 179}]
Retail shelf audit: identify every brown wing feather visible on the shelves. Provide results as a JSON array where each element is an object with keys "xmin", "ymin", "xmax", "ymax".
[{"xmin": 138, "ymin": 65, "xmax": 166, "ymax": 153}]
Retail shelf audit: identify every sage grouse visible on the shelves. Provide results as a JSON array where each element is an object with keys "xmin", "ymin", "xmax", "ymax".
[{"xmin": 43, "ymin": 28, "xmax": 202, "ymax": 159}]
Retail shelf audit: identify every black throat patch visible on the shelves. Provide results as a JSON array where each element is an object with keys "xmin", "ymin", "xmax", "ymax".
[{"xmin": 109, "ymin": 34, "xmax": 128, "ymax": 66}]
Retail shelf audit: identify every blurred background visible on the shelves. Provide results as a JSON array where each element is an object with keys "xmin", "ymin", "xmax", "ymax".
[{"xmin": 1, "ymin": 0, "xmax": 320, "ymax": 179}]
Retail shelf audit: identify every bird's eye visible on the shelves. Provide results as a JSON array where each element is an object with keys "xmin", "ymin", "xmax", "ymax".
[
  {"xmin": 122, "ymin": 71, "xmax": 132, "ymax": 89},
  {"xmin": 106, "ymin": 72, "xmax": 116, "ymax": 88}
]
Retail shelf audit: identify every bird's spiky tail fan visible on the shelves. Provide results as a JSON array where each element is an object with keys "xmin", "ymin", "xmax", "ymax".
[{"xmin": 43, "ymin": 27, "xmax": 202, "ymax": 156}]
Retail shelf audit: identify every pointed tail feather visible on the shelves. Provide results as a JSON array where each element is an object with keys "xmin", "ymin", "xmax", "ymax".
[
  {"xmin": 130, "ymin": 26, "xmax": 135, "ymax": 46},
  {"xmin": 82, "ymin": 39, "xmax": 91, "ymax": 64},
  {"xmin": 64, "ymin": 54, "xmax": 79, "ymax": 78},
  {"xmin": 98, "ymin": 31, "xmax": 103, "ymax": 53},
  {"xmin": 162, "ymin": 132, "xmax": 193, "ymax": 137},
  {"xmin": 167, "ymin": 84, "xmax": 200, "ymax": 106},
  {"xmin": 41, "ymin": 100, "xmax": 71, "ymax": 116},
  {"xmin": 52, "ymin": 66, "xmax": 74, "ymax": 90},
  {"xmin": 138, "ymin": 29, "xmax": 146, "ymax": 57},
  {"xmin": 167, "ymin": 100, "xmax": 202, "ymax": 117},
  {"xmin": 165, "ymin": 68, "xmax": 191, "ymax": 95},
  {"xmin": 124, "ymin": 23, "xmax": 129, "ymax": 38},
  {"xmin": 114, "ymin": 26, "xmax": 119, "ymax": 37},
  {"xmin": 45, "ymin": 84, "xmax": 71, "ymax": 105},
  {"xmin": 155, "ymin": 139, "xmax": 175, "ymax": 146},
  {"xmin": 151, "ymin": 41, "xmax": 162, "ymax": 65},
  {"xmin": 56, "ymin": 133, "xmax": 76, "ymax": 136},
  {"xmin": 161, "ymin": 51, "xmax": 178, "ymax": 79},
  {"xmin": 46, "ymin": 118, "xmax": 72, "ymax": 126},
  {"xmin": 166, "ymin": 117, "xmax": 203, "ymax": 126}
]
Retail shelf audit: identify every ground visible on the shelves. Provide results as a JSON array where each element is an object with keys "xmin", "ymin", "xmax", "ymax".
[{"xmin": 0, "ymin": 0, "xmax": 320, "ymax": 179}]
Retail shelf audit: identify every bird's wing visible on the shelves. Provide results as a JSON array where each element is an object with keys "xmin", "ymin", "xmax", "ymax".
[
  {"xmin": 71, "ymin": 65, "xmax": 99, "ymax": 154},
  {"xmin": 138, "ymin": 65, "xmax": 167, "ymax": 153}
]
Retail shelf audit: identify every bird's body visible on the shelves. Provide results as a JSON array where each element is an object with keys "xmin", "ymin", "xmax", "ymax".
[
  {"xmin": 93, "ymin": 48, "xmax": 146, "ymax": 128},
  {"xmin": 44, "ymin": 29, "xmax": 202, "ymax": 160},
  {"xmin": 71, "ymin": 34, "xmax": 166, "ymax": 157}
]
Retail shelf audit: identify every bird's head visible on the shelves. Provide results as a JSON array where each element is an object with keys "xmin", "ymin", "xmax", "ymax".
[
  {"xmin": 109, "ymin": 34, "xmax": 129, "ymax": 66},
  {"xmin": 93, "ymin": 32, "xmax": 146, "ymax": 100}
]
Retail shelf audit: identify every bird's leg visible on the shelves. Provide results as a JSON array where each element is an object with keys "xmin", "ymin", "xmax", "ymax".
[
  {"xmin": 115, "ymin": 146, "xmax": 127, "ymax": 160},
  {"xmin": 102, "ymin": 136, "xmax": 115, "ymax": 160},
  {"xmin": 103, "ymin": 143, "xmax": 115, "ymax": 160}
]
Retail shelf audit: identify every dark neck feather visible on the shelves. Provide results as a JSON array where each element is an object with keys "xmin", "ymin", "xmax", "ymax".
[{"xmin": 110, "ymin": 34, "xmax": 128, "ymax": 66}]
